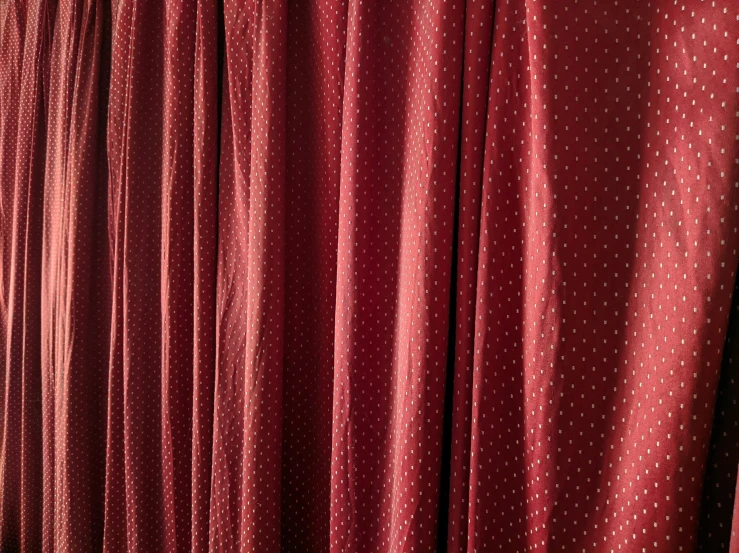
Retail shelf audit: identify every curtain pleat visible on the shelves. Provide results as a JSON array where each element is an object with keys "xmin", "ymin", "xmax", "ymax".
[
  {"xmin": 104, "ymin": 0, "xmax": 167, "ymax": 549},
  {"xmin": 445, "ymin": 3, "xmax": 494, "ymax": 551},
  {"xmin": 281, "ymin": 1, "xmax": 345, "ymax": 551},
  {"xmin": 447, "ymin": 1, "xmax": 739, "ymax": 550},
  {"xmin": 329, "ymin": 2, "xmax": 464, "ymax": 551},
  {"xmin": 0, "ymin": 0, "xmax": 737, "ymax": 552},
  {"xmin": 103, "ymin": 1, "xmax": 220, "ymax": 552},
  {"xmin": 0, "ymin": 1, "xmax": 26, "ymax": 547},
  {"xmin": 190, "ymin": 0, "xmax": 218, "ymax": 551},
  {"xmin": 209, "ymin": 1, "xmax": 286, "ymax": 551},
  {"xmin": 0, "ymin": 0, "xmax": 54, "ymax": 550},
  {"xmin": 42, "ymin": 1, "xmax": 109, "ymax": 551}
]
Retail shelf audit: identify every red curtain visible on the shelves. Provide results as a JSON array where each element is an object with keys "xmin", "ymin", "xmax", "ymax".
[{"xmin": 0, "ymin": 1, "xmax": 737, "ymax": 552}]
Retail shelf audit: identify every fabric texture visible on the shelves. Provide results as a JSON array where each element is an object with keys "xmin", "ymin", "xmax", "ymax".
[{"xmin": 0, "ymin": 0, "xmax": 737, "ymax": 552}]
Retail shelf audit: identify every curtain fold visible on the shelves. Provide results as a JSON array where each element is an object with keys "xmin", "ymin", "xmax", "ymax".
[
  {"xmin": 210, "ymin": 1, "xmax": 286, "ymax": 550},
  {"xmin": 0, "ymin": 0, "xmax": 737, "ymax": 552},
  {"xmin": 328, "ymin": 1, "xmax": 465, "ymax": 551},
  {"xmin": 41, "ymin": 0, "xmax": 109, "ymax": 551},
  {"xmin": 447, "ymin": 0, "xmax": 739, "ymax": 548},
  {"xmin": 281, "ymin": 1, "xmax": 346, "ymax": 551},
  {"xmin": 104, "ymin": 0, "xmax": 166, "ymax": 548},
  {"xmin": 190, "ymin": 0, "xmax": 218, "ymax": 551},
  {"xmin": 0, "ymin": 0, "xmax": 54, "ymax": 549}
]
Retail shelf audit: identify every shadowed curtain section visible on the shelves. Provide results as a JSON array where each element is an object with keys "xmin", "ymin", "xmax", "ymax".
[
  {"xmin": 42, "ymin": 0, "xmax": 109, "ymax": 551},
  {"xmin": 0, "ymin": 0, "xmax": 55, "ymax": 550},
  {"xmin": 698, "ymin": 276, "xmax": 739, "ymax": 551},
  {"xmin": 0, "ymin": 1, "xmax": 737, "ymax": 553}
]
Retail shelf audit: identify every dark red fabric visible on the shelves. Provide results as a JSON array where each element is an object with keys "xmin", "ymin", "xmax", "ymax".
[
  {"xmin": 0, "ymin": 0, "xmax": 50, "ymax": 550},
  {"xmin": 448, "ymin": 1, "xmax": 739, "ymax": 551},
  {"xmin": 0, "ymin": 1, "xmax": 738, "ymax": 552},
  {"xmin": 41, "ymin": 1, "xmax": 109, "ymax": 552},
  {"xmin": 210, "ymin": 2, "xmax": 286, "ymax": 551},
  {"xmin": 698, "ymin": 279, "xmax": 739, "ymax": 551},
  {"xmin": 732, "ymin": 479, "xmax": 739, "ymax": 553}
]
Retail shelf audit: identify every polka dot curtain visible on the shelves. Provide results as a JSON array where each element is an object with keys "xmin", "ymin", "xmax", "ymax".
[{"xmin": 0, "ymin": 0, "xmax": 736, "ymax": 552}]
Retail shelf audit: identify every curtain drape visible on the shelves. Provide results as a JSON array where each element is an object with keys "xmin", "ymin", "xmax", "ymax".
[{"xmin": 0, "ymin": 0, "xmax": 737, "ymax": 552}]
